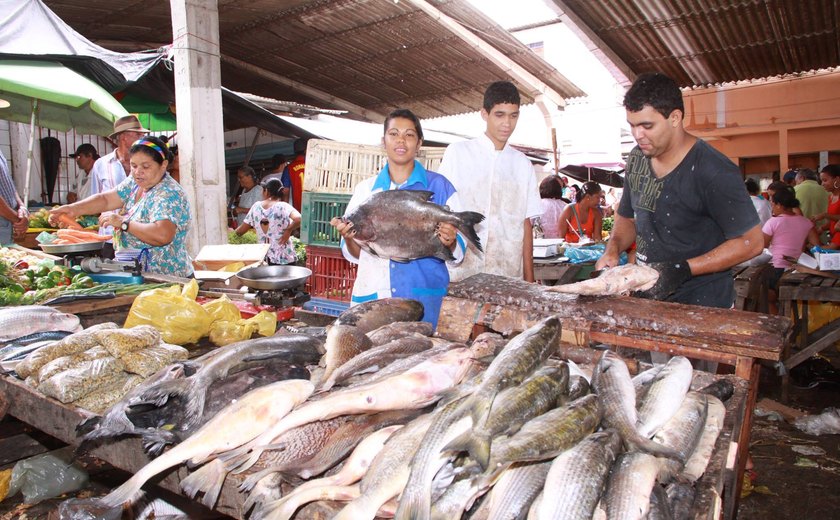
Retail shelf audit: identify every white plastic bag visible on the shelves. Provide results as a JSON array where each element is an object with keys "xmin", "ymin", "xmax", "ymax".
[
  {"xmin": 793, "ymin": 407, "xmax": 840, "ymax": 436},
  {"xmin": 7, "ymin": 447, "xmax": 88, "ymax": 504}
]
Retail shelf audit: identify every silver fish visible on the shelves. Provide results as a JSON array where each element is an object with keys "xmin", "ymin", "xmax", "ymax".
[
  {"xmin": 458, "ymin": 316, "xmax": 561, "ymax": 468},
  {"xmin": 99, "ymin": 379, "xmax": 314, "ymax": 507},
  {"xmin": 333, "ymin": 413, "xmax": 435, "ymax": 520},
  {"xmin": 546, "ymin": 264, "xmax": 658, "ymax": 296},
  {"xmin": 487, "ymin": 394, "xmax": 601, "ymax": 474},
  {"xmin": 636, "ymin": 356, "xmax": 693, "ymax": 438},
  {"xmin": 681, "ymin": 394, "xmax": 725, "ymax": 482},
  {"xmin": 603, "ymin": 452, "xmax": 660, "ymax": 520},
  {"xmin": 0, "ymin": 306, "xmax": 82, "ymax": 342},
  {"xmin": 532, "ymin": 429, "xmax": 621, "ymax": 520},
  {"xmin": 319, "ymin": 333, "xmax": 433, "ymax": 391},
  {"xmin": 446, "ymin": 364, "xmax": 569, "ymax": 469},
  {"xmin": 647, "ymin": 484, "xmax": 675, "ymax": 520},
  {"xmin": 342, "ymin": 189, "xmax": 484, "ymax": 262},
  {"xmin": 366, "ymin": 321, "xmax": 433, "ymax": 346},
  {"xmin": 396, "ymin": 396, "xmax": 472, "ymax": 520},
  {"xmin": 485, "ymin": 461, "xmax": 551, "ymax": 520},
  {"xmin": 260, "ymin": 425, "xmax": 402, "ymax": 520},
  {"xmin": 592, "ymin": 351, "xmax": 682, "ymax": 460},
  {"xmin": 654, "ymin": 392, "xmax": 709, "ymax": 484},
  {"xmin": 225, "ymin": 346, "xmax": 474, "ymax": 473}
]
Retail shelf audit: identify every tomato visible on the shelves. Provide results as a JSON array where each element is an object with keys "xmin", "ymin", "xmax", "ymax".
[{"xmin": 14, "ymin": 260, "xmax": 29, "ymax": 269}]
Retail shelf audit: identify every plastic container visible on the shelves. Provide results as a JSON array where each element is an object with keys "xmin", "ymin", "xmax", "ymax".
[
  {"xmin": 302, "ymin": 297, "xmax": 351, "ymax": 317},
  {"xmin": 300, "ymin": 192, "xmax": 351, "ymax": 247},
  {"xmin": 303, "ymin": 139, "xmax": 445, "ymax": 194},
  {"xmin": 305, "ymin": 245, "xmax": 357, "ymax": 302}
]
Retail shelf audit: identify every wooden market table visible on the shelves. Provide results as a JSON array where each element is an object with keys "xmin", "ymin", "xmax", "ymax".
[
  {"xmin": 437, "ymin": 273, "xmax": 789, "ymax": 520},
  {"xmin": 776, "ymin": 270, "xmax": 840, "ymax": 399}
]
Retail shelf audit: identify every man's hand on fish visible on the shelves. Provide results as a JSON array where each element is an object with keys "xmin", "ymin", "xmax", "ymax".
[
  {"xmin": 435, "ymin": 222, "xmax": 458, "ymax": 251},
  {"xmin": 595, "ymin": 251, "xmax": 621, "ymax": 271},
  {"xmin": 634, "ymin": 261, "xmax": 692, "ymax": 300}
]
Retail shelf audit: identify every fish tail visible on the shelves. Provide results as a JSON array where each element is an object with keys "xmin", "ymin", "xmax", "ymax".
[
  {"xmin": 243, "ymin": 473, "xmax": 284, "ymax": 517},
  {"xmin": 180, "ymin": 458, "xmax": 227, "ymax": 509},
  {"xmin": 141, "ymin": 429, "xmax": 181, "ymax": 457},
  {"xmin": 442, "ymin": 429, "xmax": 492, "ymax": 470},
  {"xmin": 454, "ymin": 211, "xmax": 485, "ymax": 252},
  {"xmin": 394, "ymin": 495, "xmax": 430, "ymax": 520},
  {"xmin": 100, "ymin": 446, "xmax": 184, "ymax": 507}
]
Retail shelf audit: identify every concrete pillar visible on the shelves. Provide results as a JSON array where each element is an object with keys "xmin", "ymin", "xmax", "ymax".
[
  {"xmin": 778, "ymin": 129, "xmax": 788, "ymax": 173},
  {"xmin": 170, "ymin": 0, "xmax": 228, "ymax": 255}
]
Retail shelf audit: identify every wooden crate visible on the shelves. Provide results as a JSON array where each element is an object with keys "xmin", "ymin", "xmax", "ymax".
[{"xmin": 302, "ymin": 139, "xmax": 445, "ymax": 194}]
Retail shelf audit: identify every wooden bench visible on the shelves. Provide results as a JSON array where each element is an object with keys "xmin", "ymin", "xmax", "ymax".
[{"xmin": 733, "ymin": 264, "xmax": 771, "ymax": 313}]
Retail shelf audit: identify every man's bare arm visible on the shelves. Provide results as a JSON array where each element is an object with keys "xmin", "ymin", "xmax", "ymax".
[
  {"xmin": 596, "ymin": 214, "xmax": 636, "ymax": 269},
  {"xmin": 522, "ymin": 218, "xmax": 535, "ymax": 282},
  {"xmin": 686, "ymin": 224, "xmax": 764, "ymax": 275}
]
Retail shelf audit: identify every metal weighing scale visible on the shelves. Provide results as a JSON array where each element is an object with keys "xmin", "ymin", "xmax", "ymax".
[
  {"xmin": 39, "ymin": 242, "xmax": 144, "ymax": 284},
  {"xmin": 235, "ymin": 265, "xmax": 312, "ymax": 307}
]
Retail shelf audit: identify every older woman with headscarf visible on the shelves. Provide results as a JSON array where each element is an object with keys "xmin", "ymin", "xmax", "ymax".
[{"xmin": 50, "ymin": 136, "xmax": 192, "ymax": 277}]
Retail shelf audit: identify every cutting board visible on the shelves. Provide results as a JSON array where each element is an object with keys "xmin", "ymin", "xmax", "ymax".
[{"xmin": 194, "ymin": 244, "xmax": 270, "ymax": 271}]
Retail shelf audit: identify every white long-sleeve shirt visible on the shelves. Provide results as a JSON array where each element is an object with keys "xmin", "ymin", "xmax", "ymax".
[{"xmin": 438, "ymin": 133, "xmax": 542, "ymax": 281}]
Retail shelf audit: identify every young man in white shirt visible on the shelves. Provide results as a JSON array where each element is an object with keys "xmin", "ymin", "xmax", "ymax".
[{"xmin": 438, "ymin": 81, "xmax": 541, "ymax": 282}]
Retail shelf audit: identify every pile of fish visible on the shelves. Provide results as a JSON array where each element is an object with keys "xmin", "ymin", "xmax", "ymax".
[{"xmin": 60, "ymin": 298, "xmax": 729, "ymax": 520}]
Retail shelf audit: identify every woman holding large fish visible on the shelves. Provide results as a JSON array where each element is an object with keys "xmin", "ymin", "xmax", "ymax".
[{"xmin": 331, "ymin": 109, "xmax": 483, "ymax": 328}]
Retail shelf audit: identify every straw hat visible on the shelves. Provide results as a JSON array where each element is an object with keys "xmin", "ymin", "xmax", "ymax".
[{"xmin": 109, "ymin": 114, "xmax": 149, "ymax": 140}]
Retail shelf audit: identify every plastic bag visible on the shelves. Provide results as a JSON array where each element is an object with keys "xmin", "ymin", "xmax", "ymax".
[
  {"xmin": 7, "ymin": 447, "xmax": 88, "ymax": 504},
  {"xmin": 124, "ymin": 283, "xmax": 213, "ymax": 345},
  {"xmin": 564, "ymin": 243, "xmax": 628, "ymax": 265},
  {"xmin": 35, "ymin": 346, "xmax": 111, "ymax": 386},
  {"xmin": 247, "ymin": 310, "xmax": 277, "ymax": 337},
  {"xmin": 181, "ymin": 278, "xmax": 200, "ymax": 300},
  {"xmin": 73, "ymin": 373, "xmax": 144, "ymax": 415},
  {"xmin": 793, "ymin": 407, "xmax": 840, "ymax": 436},
  {"xmin": 121, "ymin": 343, "xmax": 189, "ymax": 377},
  {"xmin": 202, "ymin": 295, "xmax": 242, "ymax": 324},
  {"xmin": 15, "ymin": 323, "xmax": 119, "ymax": 380},
  {"xmin": 38, "ymin": 356, "xmax": 124, "ymax": 403},
  {"xmin": 209, "ymin": 320, "xmax": 257, "ymax": 347},
  {"xmin": 97, "ymin": 325, "xmax": 161, "ymax": 357}
]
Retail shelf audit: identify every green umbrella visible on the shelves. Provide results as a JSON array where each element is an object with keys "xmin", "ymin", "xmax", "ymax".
[
  {"xmin": 117, "ymin": 93, "xmax": 177, "ymax": 132},
  {"xmin": 0, "ymin": 60, "xmax": 128, "ymax": 205}
]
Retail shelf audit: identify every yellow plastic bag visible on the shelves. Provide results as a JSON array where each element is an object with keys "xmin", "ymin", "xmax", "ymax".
[
  {"xmin": 209, "ymin": 320, "xmax": 258, "ymax": 347},
  {"xmin": 202, "ymin": 295, "xmax": 242, "ymax": 324},
  {"xmin": 246, "ymin": 310, "xmax": 277, "ymax": 337},
  {"xmin": 124, "ymin": 283, "xmax": 213, "ymax": 345},
  {"xmin": 181, "ymin": 278, "xmax": 200, "ymax": 300}
]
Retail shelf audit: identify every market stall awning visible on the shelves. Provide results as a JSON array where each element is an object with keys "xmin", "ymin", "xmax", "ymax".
[
  {"xmin": 0, "ymin": 59, "xmax": 128, "ymax": 136},
  {"xmin": 559, "ymin": 164, "xmax": 624, "ymax": 188}
]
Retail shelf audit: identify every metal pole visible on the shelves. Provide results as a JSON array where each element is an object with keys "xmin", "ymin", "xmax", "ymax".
[{"xmin": 22, "ymin": 100, "xmax": 37, "ymax": 209}]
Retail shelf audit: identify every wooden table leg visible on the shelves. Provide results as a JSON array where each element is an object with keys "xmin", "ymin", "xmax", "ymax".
[{"xmin": 725, "ymin": 357, "xmax": 760, "ymax": 520}]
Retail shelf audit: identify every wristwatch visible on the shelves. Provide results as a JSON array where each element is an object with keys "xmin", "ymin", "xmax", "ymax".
[{"xmin": 120, "ymin": 220, "xmax": 130, "ymax": 232}]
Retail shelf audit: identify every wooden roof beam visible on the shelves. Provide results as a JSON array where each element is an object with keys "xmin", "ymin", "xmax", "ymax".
[
  {"xmin": 541, "ymin": 0, "xmax": 635, "ymax": 88},
  {"xmin": 405, "ymin": 0, "xmax": 567, "ymax": 108},
  {"xmin": 220, "ymin": 54, "xmax": 387, "ymax": 123}
]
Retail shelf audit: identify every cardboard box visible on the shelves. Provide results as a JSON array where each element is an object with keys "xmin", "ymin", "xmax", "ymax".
[
  {"xmin": 815, "ymin": 251, "xmax": 840, "ymax": 271},
  {"xmin": 194, "ymin": 244, "xmax": 270, "ymax": 271}
]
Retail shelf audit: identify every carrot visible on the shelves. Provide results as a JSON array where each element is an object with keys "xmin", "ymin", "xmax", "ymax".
[
  {"xmin": 56, "ymin": 229, "xmax": 110, "ymax": 241},
  {"xmin": 56, "ymin": 214, "xmax": 83, "ymax": 230}
]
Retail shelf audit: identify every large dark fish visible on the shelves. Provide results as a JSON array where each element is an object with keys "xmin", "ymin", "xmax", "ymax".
[
  {"xmin": 139, "ymin": 334, "xmax": 321, "ymax": 430},
  {"xmin": 342, "ymin": 189, "xmax": 484, "ymax": 262},
  {"xmin": 0, "ymin": 330, "xmax": 74, "ymax": 350},
  {"xmin": 335, "ymin": 297, "xmax": 424, "ymax": 331},
  {"xmin": 366, "ymin": 321, "xmax": 433, "ymax": 346}
]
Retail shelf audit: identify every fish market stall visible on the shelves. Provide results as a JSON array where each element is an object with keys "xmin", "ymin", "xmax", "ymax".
[{"xmin": 437, "ymin": 273, "xmax": 789, "ymax": 519}]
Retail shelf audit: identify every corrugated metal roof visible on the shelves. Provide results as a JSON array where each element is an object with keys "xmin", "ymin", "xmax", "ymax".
[
  {"xmin": 548, "ymin": 0, "xmax": 840, "ymax": 88},
  {"xmin": 40, "ymin": 0, "xmax": 585, "ymax": 119}
]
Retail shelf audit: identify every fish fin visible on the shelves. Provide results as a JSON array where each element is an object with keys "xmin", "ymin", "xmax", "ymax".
[
  {"xmin": 141, "ymin": 429, "xmax": 181, "ymax": 457},
  {"xmin": 392, "ymin": 257, "xmax": 411, "ymax": 263},
  {"xmin": 632, "ymin": 435, "xmax": 685, "ymax": 461},
  {"xmin": 441, "ymin": 429, "xmax": 492, "ymax": 469},
  {"xmin": 454, "ymin": 211, "xmax": 485, "ymax": 253},
  {"xmin": 138, "ymin": 378, "xmax": 188, "ymax": 407},
  {"xmin": 76, "ymin": 414, "xmax": 137, "ymax": 455},
  {"xmin": 75, "ymin": 416, "xmax": 102, "ymax": 436},
  {"xmin": 180, "ymin": 458, "xmax": 227, "ymax": 509},
  {"xmin": 239, "ymin": 466, "xmax": 282, "ymax": 493}
]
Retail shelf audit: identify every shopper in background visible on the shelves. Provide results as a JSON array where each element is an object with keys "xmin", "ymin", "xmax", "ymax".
[
  {"xmin": 234, "ymin": 166, "xmax": 263, "ymax": 226},
  {"xmin": 745, "ymin": 178, "xmax": 772, "ymax": 227},
  {"xmin": 812, "ymin": 164, "xmax": 840, "ymax": 246},
  {"xmin": 793, "ymin": 168, "xmax": 828, "ymax": 221},
  {"xmin": 538, "ymin": 175, "xmax": 567, "ymax": 239},
  {"xmin": 286, "ymin": 139, "xmax": 308, "ymax": 212},
  {"xmin": 67, "ymin": 143, "xmax": 99, "ymax": 203},
  {"xmin": 235, "ymin": 178, "xmax": 300, "ymax": 265},
  {"xmin": 558, "ymin": 181, "xmax": 603, "ymax": 243},
  {"xmin": 0, "ymin": 149, "xmax": 28, "ymax": 245}
]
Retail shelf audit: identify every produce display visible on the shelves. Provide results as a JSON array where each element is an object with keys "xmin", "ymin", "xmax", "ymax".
[
  {"xmin": 227, "ymin": 232, "xmax": 307, "ymax": 264},
  {"xmin": 27, "ymin": 207, "xmax": 98, "ymax": 230}
]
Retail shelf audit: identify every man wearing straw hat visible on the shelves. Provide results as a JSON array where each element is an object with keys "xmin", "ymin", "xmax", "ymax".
[{"xmin": 88, "ymin": 115, "xmax": 149, "ymax": 253}]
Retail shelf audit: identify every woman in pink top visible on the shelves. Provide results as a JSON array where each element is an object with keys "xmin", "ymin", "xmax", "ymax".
[
  {"xmin": 538, "ymin": 176, "xmax": 567, "ymax": 239},
  {"xmin": 763, "ymin": 187, "xmax": 820, "ymax": 313}
]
